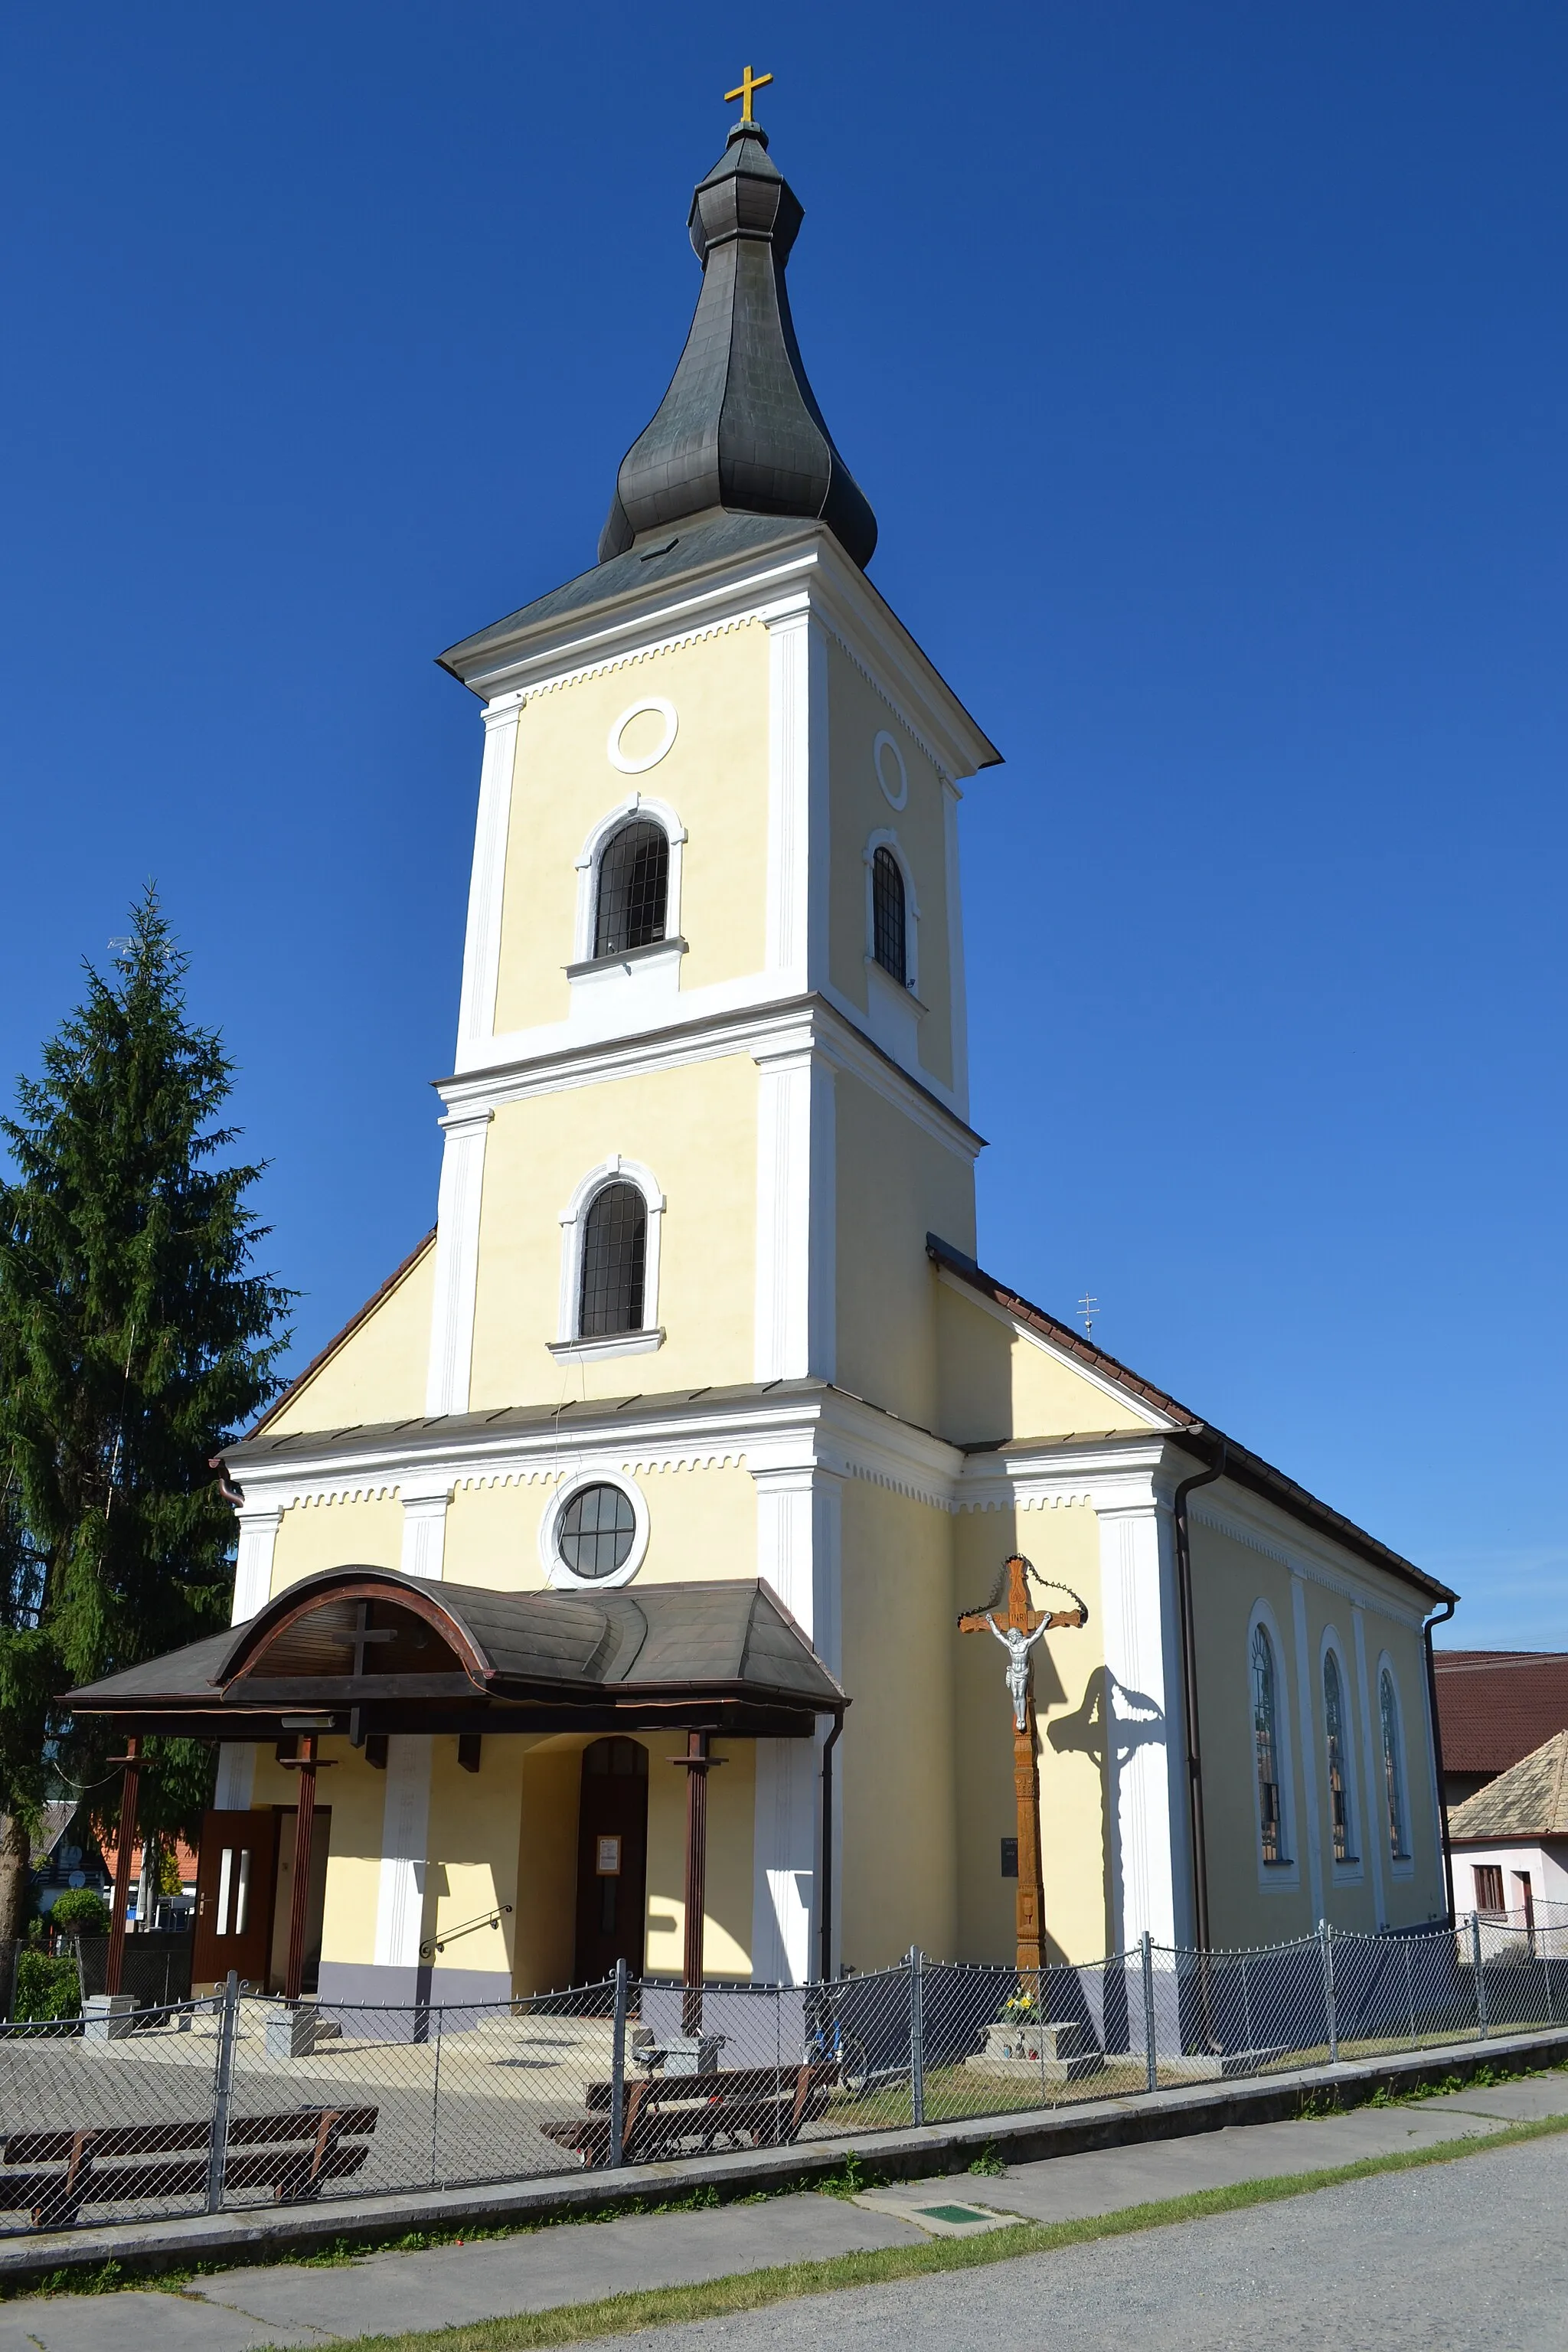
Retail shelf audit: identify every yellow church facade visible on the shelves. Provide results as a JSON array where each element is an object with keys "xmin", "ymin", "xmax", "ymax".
[{"xmin": 73, "ymin": 109, "xmax": 1455, "ymax": 2011}]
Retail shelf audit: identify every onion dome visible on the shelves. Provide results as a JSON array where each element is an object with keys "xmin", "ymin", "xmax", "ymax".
[{"xmin": 599, "ymin": 122, "xmax": 877, "ymax": 570}]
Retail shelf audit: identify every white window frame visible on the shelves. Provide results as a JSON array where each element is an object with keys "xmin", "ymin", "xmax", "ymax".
[
  {"xmin": 1377, "ymin": 1653, "xmax": 1416, "ymax": 1877},
  {"xmin": 572, "ymin": 796, "xmax": 687, "ymax": 969},
  {"xmin": 1319, "ymin": 1628, "xmax": 1364, "ymax": 1883},
  {"xmin": 1247, "ymin": 1600, "xmax": 1300, "ymax": 1892},
  {"xmin": 864, "ymin": 828, "xmax": 921, "ymax": 997},
  {"xmin": 550, "ymin": 1157, "xmax": 665, "ymax": 1363},
  {"xmin": 539, "ymin": 1464, "xmax": 651, "ymax": 1591}
]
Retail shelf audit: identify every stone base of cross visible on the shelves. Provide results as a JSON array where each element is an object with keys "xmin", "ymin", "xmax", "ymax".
[{"xmin": 958, "ymin": 1554, "xmax": 1087, "ymax": 1976}]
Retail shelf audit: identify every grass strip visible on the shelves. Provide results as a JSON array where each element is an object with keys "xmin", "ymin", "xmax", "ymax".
[{"xmin": 260, "ymin": 2109, "xmax": 1568, "ymax": 2352}]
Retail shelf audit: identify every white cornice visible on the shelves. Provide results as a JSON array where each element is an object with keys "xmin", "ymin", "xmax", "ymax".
[
  {"xmin": 437, "ymin": 996, "xmax": 983, "ymax": 1164},
  {"xmin": 452, "ymin": 531, "xmax": 998, "ymax": 789},
  {"xmin": 1190, "ymin": 1493, "xmax": 1430, "ymax": 1632}
]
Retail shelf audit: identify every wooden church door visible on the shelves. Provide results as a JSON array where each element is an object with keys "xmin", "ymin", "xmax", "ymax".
[
  {"xmin": 573, "ymin": 1738, "xmax": 648, "ymax": 1984},
  {"xmin": 191, "ymin": 1810, "xmax": 279, "ymax": 1990}
]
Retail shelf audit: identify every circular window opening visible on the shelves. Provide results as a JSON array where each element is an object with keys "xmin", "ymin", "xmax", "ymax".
[{"xmin": 557, "ymin": 1484, "xmax": 637, "ymax": 1580}]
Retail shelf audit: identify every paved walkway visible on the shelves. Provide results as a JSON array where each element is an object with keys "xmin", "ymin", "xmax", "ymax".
[{"xmin": 0, "ymin": 2073, "xmax": 1561, "ymax": 2350}]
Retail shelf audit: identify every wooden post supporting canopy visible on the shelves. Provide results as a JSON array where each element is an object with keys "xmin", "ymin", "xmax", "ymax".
[
  {"xmin": 958, "ymin": 1556, "xmax": 1087, "ymax": 1977},
  {"xmin": 278, "ymin": 1733, "xmax": 335, "ymax": 2002},
  {"xmin": 670, "ymin": 1732, "xmax": 724, "ymax": 2036},
  {"xmin": 104, "ymin": 1736, "xmax": 142, "ymax": 1998}
]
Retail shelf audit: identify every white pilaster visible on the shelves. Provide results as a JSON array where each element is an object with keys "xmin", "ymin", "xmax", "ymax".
[
  {"xmin": 942, "ymin": 777, "xmax": 970, "ymax": 1122},
  {"xmin": 1352, "ymin": 1606, "xmax": 1389, "ymax": 1927},
  {"xmin": 230, "ymin": 1505, "xmax": 283, "ymax": 1624},
  {"xmin": 425, "ymin": 1106, "xmax": 492, "ymax": 1416},
  {"xmin": 455, "ymin": 701, "xmax": 520, "ymax": 1054},
  {"xmin": 750, "ymin": 1462, "xmax": 843, "ymax": 1984},
  {"xmin": 1096, "ymin": 1493, "xmax": 1191, "ymax": 1949},
  {"xmin": 752, "ymin": 1040, "xmax": 835, "ymax": 1383},
  {"xmin": 400, "ymin": 1478, "xmax": 452, "ymax": 1583},
  {"xmin": 1290, "ymin": 1573, "xmax": 1326, "ymax": 1922},
  {"xmin": 374, "ymin": 1735, "xmax": 433, "ymax": 1975},
  {"xmin": 764, "ymin": 610, "xmax": 811, "ymax": 985}
]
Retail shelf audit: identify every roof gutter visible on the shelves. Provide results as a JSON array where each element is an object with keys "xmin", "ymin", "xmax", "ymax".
[
  {"xmin": 1423, "ymin": 1595, "xmax": 1459, "ymax": 1926},
  {"xmin": 1172, "ymin": 1432, "xmax": 1227, "ymax": 1954}
]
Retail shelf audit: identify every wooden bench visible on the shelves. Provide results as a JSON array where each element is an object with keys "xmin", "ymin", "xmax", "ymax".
[
  {"xmin": 542, "ymin": 2061, "xmax": 838, "ymax": 2167},
  {"xmin": 0, "ymin": 2105, "xmax": 379, "ymax": 2229}
]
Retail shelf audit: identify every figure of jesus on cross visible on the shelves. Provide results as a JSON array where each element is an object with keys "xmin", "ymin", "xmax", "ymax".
[{"xmin": 958, "ymin": 1556, "xmax": 1087, "ymax": 1975}]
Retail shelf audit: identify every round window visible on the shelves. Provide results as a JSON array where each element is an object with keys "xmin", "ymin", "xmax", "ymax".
[{"xmin": 557, "ymin": 1483, "xmax": 637, "ymax": 1580}]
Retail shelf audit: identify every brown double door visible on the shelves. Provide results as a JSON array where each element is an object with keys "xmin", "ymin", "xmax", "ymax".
[
  {"xmin": 191, "ymin": 1809, "xmax": 280, "ymax": 1990},
  {"xmin": 573, "ymin": 1739, "xmax": 648, "ymax": 1984}
]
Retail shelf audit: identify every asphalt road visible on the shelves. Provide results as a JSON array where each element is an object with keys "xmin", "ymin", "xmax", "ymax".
[{"xmin": 586, "ymin": 2133, "xmax": 1568, "ymax": 2352}]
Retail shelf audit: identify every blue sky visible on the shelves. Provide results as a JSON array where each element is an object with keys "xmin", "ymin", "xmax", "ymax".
[{"xmin": 2, "ymin": 5, "xmax": 1563, "ymax": 1645}]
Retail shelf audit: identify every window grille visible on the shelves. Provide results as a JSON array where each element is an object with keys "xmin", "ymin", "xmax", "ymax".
[
  {"xmin": 871, "ymin": 845, "xmax": 906, "ymax": 984},
  {"xmin": 1380, "ymin": 1667, "xmax": 1409, "ymax": 1860},
  {"xmin": 1252, "ymin": 1623, "xmax": 1286, "ymax": 1864},
  {"xmin": 578, "ymin": 1182, "xmax": 646, "ymax": 1337},
  {"xmin": 595, "ymin": 821, "xmax": 668, "ymax": 957},
  {"xmin": 1472, "ymin": 1864, "xmax": 1504, "ymax": 1916},
  {"xmin": 1323, "ymin": 1651, "xmax": 1356, "ymax": 1864},
  {"xmin": 557, "ymin": 1484, "xmax": 637, "ymax": 1579}
]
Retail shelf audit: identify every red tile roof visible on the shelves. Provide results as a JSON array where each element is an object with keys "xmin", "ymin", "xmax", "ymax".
[{"xmin": 1432, "ymin": 1651, "xmax": 1568, "ymax": 1776}]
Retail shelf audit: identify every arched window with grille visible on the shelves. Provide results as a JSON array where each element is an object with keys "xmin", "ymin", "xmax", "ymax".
[
  {"xmin": 579, "ymin": 1182, "xmax": 647, "ymax": 1336},
  {"xmin": 594, "ymin": 819, "xmax": 669, "ymax": 957},
  {"xmin": 1323, "ymin": 1649, "xmax": 1357, "ymax": 1864},
  {"xmin": 871, "ymin": 845, "xmax": 907, "ymax": 984},
  {"xmin": 1380, "ymin": 1666, "xmax": 1410, "ymax": 1861},
  {"xmin": 1252, "ymin": 1622, "xmax": 1287, "ymax": 1864}
]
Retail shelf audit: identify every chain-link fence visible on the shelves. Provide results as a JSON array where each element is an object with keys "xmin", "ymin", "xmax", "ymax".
[{"xmin": 2, "ymin": 1908, "xmax": 1566, "ymax": 2233}]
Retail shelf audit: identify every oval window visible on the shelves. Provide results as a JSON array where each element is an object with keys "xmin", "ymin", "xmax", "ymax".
[{"xmin": 557, "ymin": 1484, "xmax": 637, "ymax": 1580}]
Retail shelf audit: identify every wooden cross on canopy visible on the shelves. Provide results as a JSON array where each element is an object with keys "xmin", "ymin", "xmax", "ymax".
[{"xmin": 958, "ymin": 1556, "xmax": 1087, "ymax": 1975}]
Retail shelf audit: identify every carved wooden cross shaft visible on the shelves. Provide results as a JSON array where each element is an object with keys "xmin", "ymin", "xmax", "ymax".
[{"xmin": 959, "ymin": 1556, "xmax": 1087, "ymax": 1975}]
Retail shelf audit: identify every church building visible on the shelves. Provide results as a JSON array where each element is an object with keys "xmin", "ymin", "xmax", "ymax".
[{"xmin": 70, "ymin": 95, "xmax": 1456, "ymax": 2010}]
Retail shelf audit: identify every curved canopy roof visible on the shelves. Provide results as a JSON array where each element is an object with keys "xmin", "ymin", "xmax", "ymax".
[{"xmin": 63, "ymin": 1569, "xmax": 844, "ymax": 1743}]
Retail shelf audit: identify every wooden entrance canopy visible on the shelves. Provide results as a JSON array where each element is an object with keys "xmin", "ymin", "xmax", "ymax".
[{"xmin": 64, "ymin": 1568, "xmax": 848, "ymax": 2004}]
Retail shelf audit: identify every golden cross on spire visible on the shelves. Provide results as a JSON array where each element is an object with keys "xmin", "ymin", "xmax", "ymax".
[{"xmin": 724, "ymin": 64, "xmax": 773, "ymax": 126}]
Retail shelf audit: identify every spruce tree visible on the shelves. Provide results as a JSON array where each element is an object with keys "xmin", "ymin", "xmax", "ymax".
[{"xmin": 0, "ymin": 890, "xmax": 291, "ymax": 1944}]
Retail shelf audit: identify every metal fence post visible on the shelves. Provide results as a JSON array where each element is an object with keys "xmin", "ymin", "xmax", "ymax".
[
  {"xmin": 1141, "ymin": 1932, "xmax": 1158, "ymax": 2092},
  {"xmin": 908, "ymin": 1947, "xmax": 925, "ymax": 2128},
  {"xmin": 1319, "ymin": 1919, "xmax": 1338, "ymax": 2064},
  {"xmin": 205, "ymin": 1970, "xmax": 239, "ymax": 2213},
  {"xmin": 1471, "ymin": 1911, "xmax": 1488, "ymax": 2040},
  {"xmin": 609, "ymin": 1958, "xmax": 629, "ymax": 2167}
]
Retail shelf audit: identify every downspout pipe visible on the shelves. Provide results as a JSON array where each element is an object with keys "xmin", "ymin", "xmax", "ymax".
[
  {"xmin": 1423, "ymin": 1596, "xmax": 1458, "ymax": 1926},
  {"xmin": 1173, "ymin": 1432, "xmax": 1227, "ymax": 1955},
  {"xmin": 819, "ymin": 1709, "xmax": 844, "ymax": 1982}
]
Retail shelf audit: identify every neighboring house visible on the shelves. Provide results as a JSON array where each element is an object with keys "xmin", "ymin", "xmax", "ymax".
[
  {"xmin": 96, "ymin": 1834, "xmax": 200, "ymax": 1931},
  {"xmin": 1432, "ymin": 1651, "xmax": 1568, "ymax": 1808},
  {"xmin": 29, "ymin": 1802, "xmax": 109, "ymax": 1916},
  {"xmin": 1448, "ymin": 1730, "xmax": 1568, "ymax": 1926}
]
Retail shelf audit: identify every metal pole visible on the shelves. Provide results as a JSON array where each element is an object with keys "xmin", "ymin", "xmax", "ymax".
[
  {"xmin": 430, "ymin": 2002, "xmax": 443, "ymax": 2187},
  {"xmin": 1319, "ymin": 1919, "xmax": 1338, "ymax": 2064},
  {"xmin": 609, "ymin": 1957, "xmax": 629, "ymax": 2167},
  {"xmin": 1141, "ymin": 1932, "xmax": 1158, "ymax": 2092},
  {"xmin": 205, "ymin": 1971, "xmax": 239, "ymax": 2213},
  {"xmin": 1471, "ymin": 1911, "xmax": 1488, "ymax": 2040},
  {"xmin": 105, "ymin": 1737, "xmax": 142, "ymax": 1998},
  {"xmin": 909, "ymin": 1947, "xmax": 926, "ymax": 2128}
]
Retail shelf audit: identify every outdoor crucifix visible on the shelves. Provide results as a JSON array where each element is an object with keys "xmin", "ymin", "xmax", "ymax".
[{"xmin": 958, "ymin": 1556, "xmax": 1088, "ymax": 1975}]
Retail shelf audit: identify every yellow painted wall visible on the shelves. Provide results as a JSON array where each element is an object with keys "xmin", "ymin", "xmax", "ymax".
[
  {"xmin": 442, "ymin": 1463, "xmax": 756, "ymax": 1595},
  {"xmin": 269, "ymin": 1495, "xmax": 406, "ymax": 1598},
  {"xmin": 492, "ymin": 622, "xmax": 772, "ymax": 1035},
  {"xmin": 934, "ymin": 1282, "xmax": 1158, "ymax": 1447},
  {"xmin": 514, "ymin": 1740, "xmax": 581, "ymax": 1995},
  {"xmin": 838, "ymin": 1481, "xmax": 958, "ymax": 1968},
  {"xmin": 468, "ymin": 1054, "xmax": 758, "ymax": 1408},
  {"xmin": 264, "ymin": 1241, "xmax": 434, "ymax": 1438},
  {"xmin": 953, "ymin": 1503, "xmax": 1108, "ymax": 1965},
  {"xmin": 315, "ymin": 1743, "xmax": 390, "ymax": 1970},
  {"xmin": 643, "ymin": 1732, "xmax": 756, "ymax": 1980},
  {"xmin": 426, "ymin": 1733, "xmax": 524, "ymax": 1991},
  {"xmin": 834, "ymin": 1077, "xmax": 975, "ymax": 1429},
  {"xmin": 825, "ymin": 644, "xmax": 954, "ymax": 1089}
]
